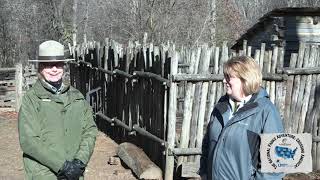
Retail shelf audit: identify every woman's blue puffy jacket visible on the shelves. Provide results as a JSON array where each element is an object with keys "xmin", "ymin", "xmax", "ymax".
[{"xmin": 200, "ymin": 88, "xmax": 284, "ymax": 180}]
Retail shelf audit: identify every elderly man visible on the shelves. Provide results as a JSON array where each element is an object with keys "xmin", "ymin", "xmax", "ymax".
[{"xmin": 18, "ymin": 40, "xmax": 98, "ymax": 180}]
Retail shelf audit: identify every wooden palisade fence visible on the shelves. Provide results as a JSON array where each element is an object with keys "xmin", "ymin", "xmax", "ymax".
[
  {"xmin": 68, "ymin": 38, "xmax": 320, "ymax": 179},
  {"xmin": 69, "ymin": 39, "xmax": 171, "ymax": 178}
]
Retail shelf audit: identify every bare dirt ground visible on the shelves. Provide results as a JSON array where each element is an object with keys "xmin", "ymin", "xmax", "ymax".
[
  {"xmin": 1, "ymin": 109, "xmax": 320, "ymax": 180},
  {"xmin": 0, "ymin": 110, "xmax": 137, "ymax": 180}
]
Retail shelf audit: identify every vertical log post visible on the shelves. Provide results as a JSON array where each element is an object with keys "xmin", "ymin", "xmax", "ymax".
[
  {"xmin": 289, "ymin": 43, "xmax": 305, "ymax": 126},
  {"xmin": 276, "ymin": 47, "xmax": 285, "ymax": 119},
  {"xmin": 292, "ymin": 45, "xmax": 309, "ymax": 133},
  {"xmin": 311, "ymin": 65, "xmax": 320, "ymax": 169},
  {"xmin": 262, "ymin": 50, "xmax": 271, "ymax": 94},
  {"xmin": 247, "ymin": 46, "xmax": 252, "ymax": 57},
  {"xmin": 195, "ymin": 45, "xmax": 211, "ymax": 163},
  {"xmin": 15, "ymin": 63, "xmax": 23, "ymax": 112},
  {"xmin": 259, "ymin": 43, "xmax": 265, "ymax": 71},
  {"xmin": 216, "ymin": 42, "xmax": 228, "ymax": 110},
  {"xmin": 284, "ymin": 53, "xmax": 298, "ymax": 133},
  {"xmin": 207, "ymin": 46, "xmax": 219, "ymax": 122},
  {"xmin": 178, "ymin": 48, "xmax": 198, "ymax": 166},
  {"xmin": 254, "ymin": 49, "xmax": 261, "ymax": 63},
  {"xmin": 242, "ymin": 40, "xmax": 247, "ymax": 56},
  {"xmin": 316, "ymin": 74, "xmax": 320, "ymax": 169},
  {"xmin": 188, "ymin": 47, "xmax": 202, "ymax": 161},
  {"xmin": 305, "ymin": 47, "xmax": 318, "ymax": 134},
  {"xmin": 161, "ymin": 44, "xmax": 169, "ymax": 142},
  {"xmin": 298, "ymin": 45, "xmax": 316, "ymax": 133},
  {"xmin": 270, "ymin": 46, "xmax": 278, "ymax": 104},
  {"xmin": 165, "ymin": 51, "xmax": 178, "ymax": 180},
  {"xmin": 126, "ymin": 41, "xmax": 134, "ymax": 130}
]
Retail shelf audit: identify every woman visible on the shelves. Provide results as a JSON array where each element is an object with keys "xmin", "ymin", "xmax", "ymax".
[
  {"xmin": 18, "ymin": 40, "xmax": 98, "ymax": 180},
  {"xmin": 199, "ymin": 56, "xmax": 284, "ymax": 180}
]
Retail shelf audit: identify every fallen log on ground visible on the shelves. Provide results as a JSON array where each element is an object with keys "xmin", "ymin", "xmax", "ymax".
[{"xmin": 117, "ymin": 142, "xmax": 163, "ymax": 180}]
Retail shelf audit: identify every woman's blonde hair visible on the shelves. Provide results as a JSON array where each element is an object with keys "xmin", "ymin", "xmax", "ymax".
[{"xmin": 223, "ymin": 56, "xmax": 262, "ymax": 95}]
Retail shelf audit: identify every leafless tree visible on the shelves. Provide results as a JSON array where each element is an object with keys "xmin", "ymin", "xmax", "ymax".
[
  {"xmin": 2, "ymin": 0, "xmax": 320, "ymax": 67},
  {"xmin": 74, "ymin": 0, "xmax": 213, "ymax": 47}
]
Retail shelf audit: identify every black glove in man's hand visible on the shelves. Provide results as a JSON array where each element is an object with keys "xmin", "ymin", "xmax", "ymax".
[{"xmin": 57, "ymin": 160, "xmax": 85, "ymax": 180}]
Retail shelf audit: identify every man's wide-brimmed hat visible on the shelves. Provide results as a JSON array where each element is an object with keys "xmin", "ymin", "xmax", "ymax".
[{"xmin": 28, "ymin": 40, "xmax": 74, "ymax": 62}]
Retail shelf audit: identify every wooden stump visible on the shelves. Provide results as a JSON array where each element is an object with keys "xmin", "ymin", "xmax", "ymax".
[{"xmin": 117, "ymin": 142, "xmax": 163, "ymax": 180}]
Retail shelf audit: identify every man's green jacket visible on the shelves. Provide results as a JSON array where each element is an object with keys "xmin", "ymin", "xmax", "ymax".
[{"xmin": 18, "ymin": 79, "xmax": 98, "ymax": 179}]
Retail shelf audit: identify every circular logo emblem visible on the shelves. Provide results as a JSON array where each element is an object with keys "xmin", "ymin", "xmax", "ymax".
[{"xmin": 266, "ymin": 134, "xmax": 305, "ymax": 169}]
